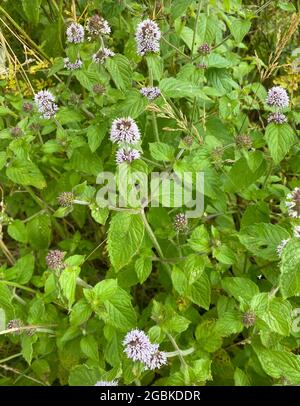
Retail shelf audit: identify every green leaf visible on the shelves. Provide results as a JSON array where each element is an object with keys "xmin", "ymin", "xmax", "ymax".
[
  {"xmin": 80, "ymin": 336, "xmax": 99, "ymax": 362},
  {"xmin": 146, "ymin": 54, "xmax": 163, "ymax": 81},
  {"xmin": 227, "ymin": 17, "xmax": 251, "ymax": 42},
  {"xmin": 251, "ymin": 293, "xmax": 292, "ymax": 336},
  {"xmin": 7, "ymin": 220, "xmax": 28, "ymax": 244},
  {"xmin": 21, "ymin": 335, "xmax": 34, "ymax": 365},
  {"xmin": 68, "ymin": 365, "xmax": 99, "ymax": 386},
  {"xmin": 135, "ymin": 256, "xmax": 152, "ymax": 283},
  {"xmin": 188, "ymin": 225, "xmax": 210, "ymax": 253},
  {"xmin": 87, "ymin": 123, "xmax": 106, "ymax": 153},
  {"xmin": 22, "ymin": 0, "xmax": 41, "ymax": 25},
  {"xmin": 0, "ymin": 151, "xmax": 6, "ymax": 170},
  {"xmin": 187, "ymin": 271, "xmax": 211, "ymax": 310},
  {"xmin": 160, "ymin": 78, "xmax": 210, "ymax": 100},
  {"xmin": 98, "ymin": 287, "xmax": 137, "ymax": 332},
  {"xmin": 234, "ymin": 368, "xmax": 251, "ymax": 386},
  {"xmin": 6, "ymin": 160, "xmax": 46, "ymax": 189},
  {"xmin": 238, "ymin": 223, "xmax": 290, "ymax": 260},
  {"xmin": 106, "ymin": 54, "xmax": 132, "ymax": 91},
  {"xmin": 280, "ymin": 239, "xmax": 300, "ymax": 298},
  {"xmin": 108, "ymin": 213, "xmax": 144, "ymax": 272},
  {"xmin": 265, "ymin": 123, "xmax": 295, "ymax": 164},
  {"xmin": 5, "ymin": 253, "xmax": 35, "ymax": 284},
  {"xmin": 70, "ymin": 299, "xmax": 92, "ymax": 326},
  {"xmin": 149, "ymin": 142, "xmax": 175, "ymax": 162},
  {"xmin": 117, "ymin": 89, "xmax": 148, "ymax": 118},
  {"xmin": 27, "ymin": 215, "xmax": 51, "ymax": 250},
  {"xmin": 171, "ymin": 0, "xmax": 193, "ymax": 19},
  {"xmin": 59, "ymin": 266, "xmax": 80, "ymax": 309},
  {"xmin": 222, "ymin": 277, "xmax": 259, "ymax": 303},
  {"xmin": 253, "ymin": 344, "xmax": 300, "ymax": 384}
]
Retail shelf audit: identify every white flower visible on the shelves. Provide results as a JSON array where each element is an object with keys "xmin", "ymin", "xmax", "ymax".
[
  {"xmin": 66, "ymin": 23, "xmax": 84, "ymax": 44},
  {"xmin": 110, "ymin": 117, "xmax": 141, "ymax": 144},
  {"xmin": 135, "ymin": 19, "xmax": 161, "ymax": 56}
]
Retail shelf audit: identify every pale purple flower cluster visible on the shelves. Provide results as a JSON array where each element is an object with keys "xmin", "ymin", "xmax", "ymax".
[
  {"xmin": 276, "ymin": 239, "xmax": 290, "ymax": 257},
  {"xmin": 66, "ymin": 22, "xmax": 84, "ymax": 44},
  {"xmin": 86, "ymin": 15, "xmax": 111, "ymax": 36},
  {"xmin": 140, "ymin": 86, "xmax": 161, "ymax": 100},
  {"xmin": 123, "ymin": 329, "xmax": 167, "ymax": 370},
  {"xmin": 34, "ymin": 90, "xmax": 58, "ymax": 119},
  {"xmin": 92, "ymin": 47, "xmax": 115, "ymax": 64},
  {"xmin": 135, "ymin": 19, "xmax": 161, "ymax": 56},
  {"xmin": 64, "ymin": 57, "xmax": 83, "ymax": 70},
  {"xmin": 46, "ymin": 250, "xmax": 66, "ymax": 271},
  {"xmin": 145, "ymin": 344, "xmax": 167, "ymax": 371},
  {"xmin": 266, "ymin": 86, "xmax": 289, "ymax": 109},
  {"xmin": 285, "ymin": 187, "xmax": 300, "ymax": 218},
  {"xmin": 110, "ymin": 117, "xmax": 141, "ymax": 144},
  {"xmin": 267, "ymin": 112, "xmax": 287, "ymax": 124},
  {"xmin": 94, "ymin": 380, "xmax": 118, "ymax": 386},
  {"xmin": 116, "ymin": 148, "xmax": 140, "ymax": 164}
]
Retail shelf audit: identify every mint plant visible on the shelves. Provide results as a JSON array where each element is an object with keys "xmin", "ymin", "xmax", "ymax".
[{"xmin": 0, "ymin": 0, "xmax": 299, "ymax": 387}]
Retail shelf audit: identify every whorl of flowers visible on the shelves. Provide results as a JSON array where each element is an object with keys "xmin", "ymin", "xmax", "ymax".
[
  {"xmin": 276, "ymin": 239, "xmax": 290, "ymax": 257},
  {"xmin": 144, "ymin": 344, "xmax": 167, "ymax": 370},
  {"xmin": 174, "ymin": 213, "xmax": 188, "ymax": 232},
  {"xmin": 110, "ymin": 117, "xmax": 141, "ymax": 144},
  {"xmin": 64, "ymin": 57, "xmax": 83, "ymax": 70},
  {"xmin": 242, "ymin": 311, "xmax": 256, "ymax": 328},
  {"xmin": 266, "ymin": 86, "xmax": 289, "ymax": 109},
  {"xmin": 267, "ymin": 112, "xmax": 287, "ymax": 124},
  {"xmin": 123, "ymin": 329, "xmax": 167, "ymax": 370},
  {"xmin": 285, "ymin": 188, "xmax": 300, "ymax": 218},
  {"xmin": 235, "ymin": 134, "xmax": 252, "ymax": 149},
  {"xmin": 94, "ymin": 380, "xmax": 118, "ymax": 386},
  {"xmin": 66, "ymin": 22, "xmax": 84, "ymax": 44},
  {"xmin": 140, "ymin": 86, "xmax": 161, "ymax": 100},
  {"xmin": 86, "ymin": 15, "xmax": 111, "ymax": 36},
  {"xmin": 294, "ymin": 226, "xmax": 300, "ymax": 238},
  {"xmin": 34, "ymin": 90, "xmax": 58, "ymax": 119},
  {"xmin": 116, "ymin": 148, "xmax": 140, "ymax": 164},
  {"xmin": 135, "ymin": 19, "xmax": 161, "ymax": 56},
  {"xmin": 57, "ymin": 192, "xmax": 74, "ymax": 207},
  {"xmin": 92, "ymin": 47, "xmax": 115, "ymax": 64},
  {"xmin": 197, "ymin": 43, "xmax": 211, "ymax": 55},
  {"xmin": 123, "ymin": 329, "xmax": 152, "ymax": 363},
  {"xmin": 45, "ymin": 250, "xmax": 66, "ymax": 271}
]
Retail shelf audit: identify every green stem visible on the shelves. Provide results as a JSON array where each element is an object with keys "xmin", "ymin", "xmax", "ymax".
[
  {"xmin": 191, "ymin": 0, "xmax": 203, "ymax": 57},
  {"xmin": 0, "ymin": 281, "xmax": 36, "ymax": 294},
  {"xmin": 140, "ymin": 209, "xmax": 164, "ymax": 259},
  {"xmin": 165, "ymin": 347, "xmax": 195, "ymax": 358},
  {"xmin": 0, "ymin": 353, "xmax": 22, "ymax": 364},
  {"xmin": 167, "ymin": 333, "xmax": 188, "ymax": 368}
]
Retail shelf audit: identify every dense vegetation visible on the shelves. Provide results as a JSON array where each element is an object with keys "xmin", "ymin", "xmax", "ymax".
[{"xmin": 0, "ymin": 0, "xmax": 300, "ymax": 386}]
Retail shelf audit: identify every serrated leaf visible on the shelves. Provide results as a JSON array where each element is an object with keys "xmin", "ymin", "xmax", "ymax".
[
  {"xmin": 160, "ymin": 77, "xmax": 210, "ymax": 100},
  {"xmin": 280, "ymin": 238, "xmax": 300, "ymax": 298},
  {"xmin": 253, "ymin": 344, "xmax": 300, "ymax": 384},
  {"xmin": 251, "ymin": 293, "xmax": 292, "ymax": 336},
  {"xmin": 6, "ymin": 160, "xmax": 46, "ymax": 189},
  {"xmin": 135, "ymin": 256, "xmax": 152, "ymax": 283},
  {"xmin": 87, "ymin": 123, "xmax": 106, "ymax": 153},
  {"xmin": 149, "ymin": 142, "xmax": 175, "ymax": 162},
  {"xmin": 106, "ymin": 54, "xmax": 132, "ymax": 91},
  {"xmin": 222, "ymin": 277, "xmax": 259, "ymax": 303},
  {"xmin": 238, "ymin": 223, "xmax": 290, "ymax": 260},
  {"xmin": 265, "ymin": 123, "xmax": 295, "ymax": 164},
  {"xmin": 107, "ymin": 213, "xmax": 144, "ymax": 272},
  {"xmin": 27, "ymin": 215, "xmax": 51, "ymax": 250}
]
